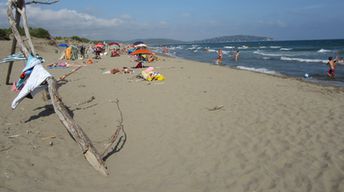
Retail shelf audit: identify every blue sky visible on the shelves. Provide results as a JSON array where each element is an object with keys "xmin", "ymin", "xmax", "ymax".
[{"xmin": 1, "ymin": 0, "xmax": 343, "ymax": 41}]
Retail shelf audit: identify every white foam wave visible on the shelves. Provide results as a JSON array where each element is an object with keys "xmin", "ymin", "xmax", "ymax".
[
  {"xmin": 259, "ymin": 46, "xmax": 267, "ymax": 49},
  {"xmin": 222, "ymin": 50, "xmax": 230, "ymax": 55},
  {"xmin": 238, "ymin": 45, "xmax": 248, "ymax": 49},
  {"xmin": 237, "ymin": 66, "xmax": 279, "ymax": 75},
  {"xmin": 224, "ymin": 46, "xmax": 234, "ymax": 49},
  {"xmin": 253, "ymin": 50, "xmax": 284, "ymax": 57},
  {"xmin": 270, "ymin": 46, "xmax": 281, "ymax": 49},
  {"xmin": 280, "ymin": 48, "xmax": 292, "ymax": 51},
  {"xmin": 317, "ymin": 49, "xmax": 331, "ymax": 53},
  {"xmin": 208, "ymin": 49, "xmax": 216, "ymax": 53},
  {"xmin": 187, "ymin": 45, "xmax": 199, "ymax": 50},
  {"xmin": 281, "ymin": 57, "xmax": 327, "ymax": 63}
]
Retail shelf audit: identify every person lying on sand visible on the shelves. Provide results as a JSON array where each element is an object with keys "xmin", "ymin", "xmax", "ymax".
[
  {"xmin": 47, "ymin": 60, "xmax": 86, "ymax": 68},
  {"xmin": 104, "ymin": 67, "xmax": 133, "ymax": 74}
]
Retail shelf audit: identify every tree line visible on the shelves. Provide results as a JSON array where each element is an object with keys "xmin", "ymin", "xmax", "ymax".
[{"xmin": 0, "ymin": 27, "xmax": 91, "ymax": 43}]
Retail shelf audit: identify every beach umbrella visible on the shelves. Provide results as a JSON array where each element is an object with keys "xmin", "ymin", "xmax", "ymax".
[
  {"xmin": 133, "ymin": 41, "xmax": 144, "ymax": 45},
  {"xmin": 130, "ymin": 49, "xmax": 153, "ymax": 55},
  {"xmin": 58, "ymin": 43, "xmax": 69, "ymax": 48},
  {"xmin": 134, "ymin": 43, "xmax": 147, "ymax": 48},
  {"xmin": 96, "ymin": 43, "xmax": 105, "ymax": 48},
  {"xmin": 109, "ymin": 42, "xmax": 120, "ymax": 47}
]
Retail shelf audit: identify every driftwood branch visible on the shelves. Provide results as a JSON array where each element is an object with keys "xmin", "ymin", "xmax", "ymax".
[
  {"xmin": 26, "ymin": 0, "xmax": 59, "ymax": 5},
  {"xmin": 17, "ymin": 6, "xmax": 35, "ymax": 55},
  {"xmin": 47, "ymin": 77, "xmax": 109, "ymax": 176},
  {"xmin": 7, "ymin": 0, "xmax": 30, "ymax": 58},
  {"xmin": 7, "ymin": 0, "xmax": 125, "ymax": 175},
  {"xmin": 5, "ymin": 0, "xmax": 23, "ymax": 85},
  {"xmin": 101, "ymin": 99, "xmax": 127, "ymax": 160},
  {"xmin": 59, "ymin": 66, "xmax": 82, "ymax": 80}
]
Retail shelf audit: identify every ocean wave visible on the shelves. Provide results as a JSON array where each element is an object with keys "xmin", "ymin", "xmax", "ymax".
[
  {"xmin": 187, "ymin": 45, "xmax": 199, "ymax": 50},
  {"xmin": 238, "ymin": 45, "xmax": 249, "ymax": 49},
  {"xmin": 224, "ymin": 46, "xmax": 234, "ymax": 49},
  {"xmin": 253, "ymin": 50, "xmax": 284, "ymax": 57},
  {"xmin": 270, "ymin": 46, "xmax": 281, "ymax": 49},
  {"xmin": 281, "ymin": 56, "xmax": 327, "ymax": 63},
  {"xmin": 317, "ymin": 49, "xmax": 331, "ymax": 53},
  {"xmin": 280, "ymin": 48, "xmax": 293, "ymax": 51},
  {"xmin": 237, "ymin": 66, "xmax": 280, "ymax": 75},
  {"xmin": 259, "ymin": 46, "xmax": 267, "ymax": 49},
  {"xmin": 222, "ymin": 50, "xmax": 230, "ymax": 55},
  {"xmin": 168, "ymin": 46, "xmax": 184, "ymax": 50}
]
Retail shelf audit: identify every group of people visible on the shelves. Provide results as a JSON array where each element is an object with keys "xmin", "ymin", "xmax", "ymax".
[
  {"xmin": 216, "ymin": 49, "xmax": 239, "ymax": 65},
  {"xmin": 216, "ymin": 47, "xmax": 340, "ymax": 79}
]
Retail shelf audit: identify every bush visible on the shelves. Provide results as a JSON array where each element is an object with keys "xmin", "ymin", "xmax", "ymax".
[
  {"xmin": 71, "ymin": 35, "xmax": 90, "ymax": 43},
  {"xmin": 0, "ymin": 28, "xmax": 10, "ymax": 40},
  {"xmin": 30, "ymin": 27, "xmax": 51, "ymax": 39}
]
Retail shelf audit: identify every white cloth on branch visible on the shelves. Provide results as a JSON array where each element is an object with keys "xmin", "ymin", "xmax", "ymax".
[{"xmin": 11, "ymin": 64, "xmax": 51, "ymax": 109}]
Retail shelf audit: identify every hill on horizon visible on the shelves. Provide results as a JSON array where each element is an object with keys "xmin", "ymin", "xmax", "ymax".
[
  {"xmin": 119, "ymin": 35, "xmax": 273, "ymax": 45},
  {"xmin": 192, "ymin": 35, "xmax": 273, "ymax": 44}
]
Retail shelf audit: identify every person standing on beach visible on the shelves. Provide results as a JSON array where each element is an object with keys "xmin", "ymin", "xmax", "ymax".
[
  {"xmin": 327, "ymin": 57, "xmax": 337, "ymax": 78},
  {"xmin": 217, "ymin": 49, "xmax": 223, "ymax": 65},
  {"xmin": 80, "ymin": 45, "xmax": 85, "ymax": 59},
  {"xmin": 233, "ymin": 50, "xmax": 240, "ymax": 61}
]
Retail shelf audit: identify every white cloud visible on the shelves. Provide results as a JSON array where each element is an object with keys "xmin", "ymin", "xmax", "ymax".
[
  {"xmin": 0, "ymin": 3, "xmax": 133, "ymax": 39},
  {"xmin": 28, "ymin": 7, "xmax": 122, "ymax": 27},
  {"xmin": 0, "ymin": 3, "xmax": 191, "ymax": 40}
]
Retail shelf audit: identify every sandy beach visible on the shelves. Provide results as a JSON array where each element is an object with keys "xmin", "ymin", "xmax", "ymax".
[{"xmin": 1, "ymin": 39, "xmax": 344, "ymax": 192}]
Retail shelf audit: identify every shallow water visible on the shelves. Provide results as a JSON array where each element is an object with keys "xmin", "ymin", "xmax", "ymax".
[{"xmin": 155, "ymin": 39, "xmax": 344, "ymax": 87}]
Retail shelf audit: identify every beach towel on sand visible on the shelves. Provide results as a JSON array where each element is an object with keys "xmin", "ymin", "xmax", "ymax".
[
  {"xmin": 11, "ymin": 56, "xmax": 52, "ymax": 109},
  {"xmin": 140, "ymin": 67, "xmax": 165, "ymax": 81}
]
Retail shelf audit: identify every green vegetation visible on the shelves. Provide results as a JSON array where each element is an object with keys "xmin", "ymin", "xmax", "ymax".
[
  {"xmin": 0, "ymin": 27, "xmax": 51, "ymax": 40},
  {"xmin": 71, "ymin": 36, "xmax": 91, "ymax": 43},
  {"xmin": 0, "ymin": 28, "xmax": 11, "ymax": 40},
  {"xmin": 29, "ymin": 27, "xmax": 51, "ymax": 39},
  {"xmin": 55, "ymin": 35, "xmax": 91, "ymax": 43}
]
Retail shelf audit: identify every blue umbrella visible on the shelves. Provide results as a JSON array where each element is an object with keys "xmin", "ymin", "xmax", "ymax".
[
  {"xmin": 133, "ymin": 41, "xmax": 144, "ymax": 45},
  {"xmin": 58, "ymin": 43, "xmax": 69, "ymax": 48}
]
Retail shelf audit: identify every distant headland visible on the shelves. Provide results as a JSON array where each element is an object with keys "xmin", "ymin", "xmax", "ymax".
[{"xmin": 124, "ymin": 35, "xmax": 273, "ymax": 45}]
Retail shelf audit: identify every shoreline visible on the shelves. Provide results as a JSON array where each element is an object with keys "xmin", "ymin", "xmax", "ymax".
[{"xmin": 166, "ymin": 53, "xmax": 344, "ymax": 90}]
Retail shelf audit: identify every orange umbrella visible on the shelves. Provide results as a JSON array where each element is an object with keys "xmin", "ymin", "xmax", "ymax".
[{"xmin": 130, "ymin": 49, "xmax": 153, "ymax": 55}]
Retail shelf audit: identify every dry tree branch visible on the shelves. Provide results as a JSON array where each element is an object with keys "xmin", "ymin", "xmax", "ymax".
[
  {"xmin": 101, "ymin": 99, "xmax": 127, "ymax": 160},
  {"xmin": 7, "ymin": 0, "xmax": 29, "ymax": 58},
  {"xmin": 17, "ymin": 6, "xmax": 35, "ymax": 55},
  {"xmin": 26, "ymin": 0, "xmax": 59, "ymax": 5}
]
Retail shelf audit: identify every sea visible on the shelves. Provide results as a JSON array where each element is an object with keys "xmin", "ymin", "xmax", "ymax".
[{"xmin": 153, "ymin": 39, "xmax": 344, "ymax": 88}]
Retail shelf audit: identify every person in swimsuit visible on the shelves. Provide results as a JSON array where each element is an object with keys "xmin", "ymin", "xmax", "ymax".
[
  {"xmin": 217, "ymin": 49, "xmax": 223, "ymax": 65},
  {"xmin": 233, "ymin": 50, "xmax": 240, "ymax": 61},
  {"xmin": 327, "ymin": 57, "xmax": 337, "ymax": 78}
]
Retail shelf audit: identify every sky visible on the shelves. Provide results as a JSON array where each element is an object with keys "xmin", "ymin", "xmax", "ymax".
[{"xmin": 0, "ymin": 0, "xmax": 343, "ymax": 41}]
